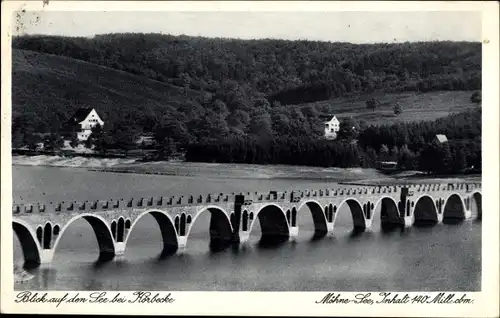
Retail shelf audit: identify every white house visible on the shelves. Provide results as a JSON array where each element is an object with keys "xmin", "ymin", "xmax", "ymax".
[
  {"xmin": 434, "ymin": 134, "xmax": 448, "ymax": 144},
  {"xmin": 71, "ymin": 108, "xmax": 104, "ymax": 141},
  {"xmin": 324, "ymin": 115, "xmax": 340, "ymax": 139}
]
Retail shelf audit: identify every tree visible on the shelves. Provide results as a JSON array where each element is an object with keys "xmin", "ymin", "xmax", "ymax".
[
  {"xmin": 88, "ymin": 124, "xmax": 112, "ymax": 154},
  {"xmin": 247, "ymin": 113, "xmax": 273, "ymax": 139},
  {"xmin": 25, "ymin": 133, "xmax": 41, "ymax": 151},
  {"xmin": 451, "ymin": 143, "xmax": 468, "ymax": 173},
  {"xmin": 418, "ymin": 142, "xmax": 452, "ymax": 174},
  {"xmin": 398, "ymin": 145, "xmax": 417, "ymax": 170},
  {"xmin": 210, "ymin": 99, "xmax": 229, "ymax": 119},
  {"xmin": 337, "ymin": 117, "xmax": 359, "ymax": 140},
  {"xmin": 112, "ymin": 127, "xmax": 137, "ymax": 156},
  {"xmin": 393, "ymin": 102, "xmax": 402, "ymax": 115},
  {"xmin": 470, "ymin": 91, "xmax": 481, "ymax": 104},
  {"xmin": 301, "ymin": 105, "xmax": 319, "ymax": 118},
  {"xmin": 12, "ymin": 130, "xmax": 24, "ymax": 149},
  {"xmin": 69, "ymin": 131, "xmax": 79, "ymax": 148},
  {"xmin": 44, "ymin": 133, "xmax": 64, "ymax": 151},
  {"xmin": 155, "ymin": 118, "xmax": 192, "ymax": 147},
  {"xmin": 379, "ymin": 144, "xmax": 390, "ymax": 161},
  {"xmin": 158, "ymin": 137, "xmax": 176, "ymax": 160},
  {"xmin": 366, "ymin": 98, "xmax": 380, "ymax": 111}
]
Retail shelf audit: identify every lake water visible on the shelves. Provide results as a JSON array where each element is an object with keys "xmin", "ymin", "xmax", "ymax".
[{"xmin": 12, "ymin": 165, "xmax": 481, "ymax": 291}]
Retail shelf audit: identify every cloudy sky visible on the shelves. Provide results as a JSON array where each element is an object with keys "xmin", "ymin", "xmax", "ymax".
[{"xmin": 14, "ymin": 9, "xmax": 481, "ymax": 43}]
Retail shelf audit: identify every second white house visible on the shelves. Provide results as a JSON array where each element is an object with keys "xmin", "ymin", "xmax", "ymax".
[{"xmin": 324, "ymin": 115, "xmax": 340, "ymax": 139}]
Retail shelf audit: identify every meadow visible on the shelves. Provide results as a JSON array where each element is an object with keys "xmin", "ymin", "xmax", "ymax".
[{"xmin": 301, "ymin": 90, "xmax": 478, "ymax": 126}]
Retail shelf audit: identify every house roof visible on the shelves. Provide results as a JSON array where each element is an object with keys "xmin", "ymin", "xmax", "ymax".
[
  {"xmin": 72, "ymin": 107, "xmax": 94, "ymax": 123},
  {"xmin": 435, "ymin": 134, "xmax": 448, "ymax": 143},
  {"xmin": 321, "ymin": 115, "xmax": 338, "ymax": 123}
]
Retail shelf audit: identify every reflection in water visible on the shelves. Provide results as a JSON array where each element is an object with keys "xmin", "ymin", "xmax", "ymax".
[
  {"xmin": 14, "ymin": 217, "xmax": 481, "ymax": 291},
  {"xmin": 348, "ymin": 228, "xmax": 365, "ymax": 239},
  {"xmin": 380, "ymin": 222, "xmax": 404, "ymax": 234},
  {"xmin": 442, "ymin": 218, "xmax": 465, "ymax": 225},
  {"xmin": 256, "ymin": 235, "xmax": 289, "ymax": 249},
  {"xmin": 310, "ymin": 230, "xmax": 327, "ymax": 242},
  {"xmin": 413, "ymin": 219, "xmax": 438, "ymax": 227}
]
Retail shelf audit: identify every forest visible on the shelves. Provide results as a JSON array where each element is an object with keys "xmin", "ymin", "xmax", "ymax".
[{"xmin": 11, "ymin": 33, "xmax": 482, "ymax": 174}]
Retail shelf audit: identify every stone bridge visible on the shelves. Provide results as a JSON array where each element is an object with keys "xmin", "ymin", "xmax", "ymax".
[{"xmin": 12, "ymin": 182, "xmax": 482, "ymax": 268}]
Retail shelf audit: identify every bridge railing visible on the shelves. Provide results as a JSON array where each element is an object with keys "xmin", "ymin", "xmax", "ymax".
[{"xmin": 12, "ymin": 182, "xmax": 481, "ymax": 215}]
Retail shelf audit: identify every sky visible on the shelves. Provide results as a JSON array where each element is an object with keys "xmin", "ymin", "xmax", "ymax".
[{"xmin": 14, "ymin": 10, "xmax": 481, "ymax": 43}]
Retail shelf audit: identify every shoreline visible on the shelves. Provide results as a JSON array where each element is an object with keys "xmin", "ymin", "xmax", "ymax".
[{"xmin": 12, "ymin": 154, "xmax": 481, "ymax": 184}]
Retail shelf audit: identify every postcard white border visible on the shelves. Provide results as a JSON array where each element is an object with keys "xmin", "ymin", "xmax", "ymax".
[{"xmin": 1, "ymin": 1, "xmax": 499, "ymax": 316}]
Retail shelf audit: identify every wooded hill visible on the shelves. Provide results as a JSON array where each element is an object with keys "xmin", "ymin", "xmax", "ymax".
[
  {"xmin": 11, "ymin": 34, "xmax": 482, "ymax": 173},
  {"xmin": 12, "ymin": 34, "xmax": 481, "ymax": 135},
  {"xmin": 13, "ymin": 34, "xmax": 481, "ymax": 103}
]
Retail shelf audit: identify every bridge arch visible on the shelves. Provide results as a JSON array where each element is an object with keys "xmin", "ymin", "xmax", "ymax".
[
  {"xmin": 413, "ymin": 194, "xmax": 438, "ymax": 225},
  {"xmin": 443, "ymin": 193, "xmax": 466, "ymax": 222},
  {"xmin": 372, "ymin": 197, "xmax": 401, "ymax": 227},
  {"xmin": 335, "ymin": 198, "xmax": 366, "ymax": 230},
  {"xmin": 296, "ymin": 200, "xmax": 328, "ymax": 236},
  {"xmin": 13, "ymin": 218, "xmax": 42, "ymax": 268},
  {"xmin": 117, "ymin": 217, "xmax": 125, "ymax": 243},
  {"xmin": 185, "ymin": 205, "xmax": 233, "ymax": 252},
  {"xmin": 123, "ymin": 210, "xmax": 179, "ymax": 257},
  {"xmin": 472, "ymin": 191, "xmax": 482, "ymax": 219},
  {"xmin": 248, "ymin": 203, "xmax": 289, "ymax": 243},
  {"xmin": 110, "ymin": 220, "xmax": 117, "ymax": 240},
  {"xmin": 50, "ymin": 214, "xmax": 116, "ymax": 262},
  {"xmin": 43, "ymin": 222, "xmax": 53, "ymax": 249}
]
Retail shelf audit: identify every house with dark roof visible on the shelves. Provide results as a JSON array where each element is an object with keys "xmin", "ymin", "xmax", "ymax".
[
  {"xmin": 323, "ymin": 115, "xmax": 340, "ymax": 140},
  {"xmin": 69, "ymin": 108, "xmax": 104, "ymax": 141}
]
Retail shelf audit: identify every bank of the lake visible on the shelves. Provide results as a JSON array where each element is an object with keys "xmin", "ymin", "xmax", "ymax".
[{"xmin": 12, "ymin": 154, "xmax": 479, "ymax": 183}]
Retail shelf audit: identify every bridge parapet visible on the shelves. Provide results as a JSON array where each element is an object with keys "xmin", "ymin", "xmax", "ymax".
[{"xmin": 11, "ymin": 182, "xmax": 480, "ymax": 216}]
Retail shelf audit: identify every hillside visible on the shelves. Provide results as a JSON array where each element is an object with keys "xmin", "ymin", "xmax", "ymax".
[
  {"xmin": 299, "ymin": 90, "xmax": 478, "ymax": 126},
  {"xmin": 12, "ymin": 49, "xmax": 208, "ymax": 133},
  {"xmin": 13, "ymin": 34, "xmax": 481, "ymax": 104},
  {"xmin": 11, "ymin": 34, "xmax": 481, "ymax": 174}
]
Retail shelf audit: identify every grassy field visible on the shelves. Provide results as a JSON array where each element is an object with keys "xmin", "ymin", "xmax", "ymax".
[
  {"xmin": 301, "ymin": 90, "xmax": 479, "ymax": 126},
  {"xmin": 12, "ymin": 49, "xmax": 207, "ymax": 119}
]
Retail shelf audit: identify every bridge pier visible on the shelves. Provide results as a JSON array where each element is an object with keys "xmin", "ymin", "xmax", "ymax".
[
  {"xmin": 114, "ymin": 242, "xmax": 126, "ymax": 260},
  {"xmin": 177, "ymin": 236, "xmax": 187, "ymax": 252},
  {"xmin": 289, "ymin": 226, "xmax": 298, "ymax": 241},
  {"xmin": 403, "ymin": 216, "xmax": 413, "ymax": 228},
  {"xmin": 327, "ymin": 222, "xmax": 334, "ymax": 236},
  {"xmin": 464, "ymin": 209, "xmax": 472, "ymax": 219},
  {"xmin": 238, "ymin": 231, "xmax": 250, "ymax": 244},
  {"xmin": 40, "ymin": 249, "xmax": 55, "ymax": 265},
  {"xmin": 437, "ymin": 213, "xmax": 444, "ymax": 224},
  {"xmin": 364, "ymin": 218, "xmax": 373, "ymax": 230}
]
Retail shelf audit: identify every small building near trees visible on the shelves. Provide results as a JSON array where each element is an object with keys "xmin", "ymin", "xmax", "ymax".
[
  {"xmin": 323, "ymin": 115, "xmax": 340, "ymax": 139},
  {"xmin": 67, "ymin": 108, "xmax": 104, "ymax": 141},
  {"xmin": 434, "ymin": 134, "xmax": 448, "ymax": 144}
]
